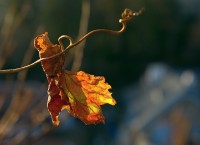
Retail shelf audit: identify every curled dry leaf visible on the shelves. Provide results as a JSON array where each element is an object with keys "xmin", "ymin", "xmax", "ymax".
[{"xmin": 34, "ymin": 32, "xmax": 116, "ymax": 125}]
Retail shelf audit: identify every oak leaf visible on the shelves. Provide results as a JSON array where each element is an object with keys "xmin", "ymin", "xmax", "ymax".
[{"xmin": 34, "ymin": 32, "xmax": 116, "ymax": 125}]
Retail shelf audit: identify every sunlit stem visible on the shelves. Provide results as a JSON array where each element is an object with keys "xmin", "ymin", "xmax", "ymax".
[{"xmin": 0, "ymin": 8, "xmax": 144, "ymax": 74}]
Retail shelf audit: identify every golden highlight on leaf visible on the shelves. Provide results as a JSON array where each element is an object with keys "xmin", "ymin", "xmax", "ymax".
[
  {"xmin": 34, "ymin": 32, "xmax": 116, "ymax": 125},
  {"xmin": 58, "ymin": 71, "xmax": 116, "ymax": 125},
  {"xmin": 34, "ymin": 32, "xmax": 65, "ymax": 77}
]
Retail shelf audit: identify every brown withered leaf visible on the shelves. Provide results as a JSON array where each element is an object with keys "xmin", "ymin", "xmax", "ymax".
[
  {"xmin": 34, "ymin": 32, "xmax": 116, "ymax": 125},
  {"xmin": 34, "ymin": 32, "xmax": 65, "ymax": 77}
]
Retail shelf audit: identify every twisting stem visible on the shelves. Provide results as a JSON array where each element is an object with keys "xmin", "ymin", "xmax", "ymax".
[
  {"xmin": 58, "ymin": 35, "xmax": 73, "ymax": 51},
  {"xmin": 0, "ymin": 8, "xmax": 144, "ymax": 74}
]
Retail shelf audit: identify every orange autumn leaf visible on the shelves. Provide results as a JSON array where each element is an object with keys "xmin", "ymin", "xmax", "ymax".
[
  {"xmin": 34, "ymin": 32, "xmax": 65, "ymax": 77},
  {"xmin": 34, "ymin": 32, "xmax": 116, "ymax": 125}
]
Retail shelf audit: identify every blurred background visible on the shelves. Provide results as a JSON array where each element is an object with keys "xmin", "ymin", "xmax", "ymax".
[{"xmin": 0, "ymin": 0, "xmax": 200, "ymax": 145}]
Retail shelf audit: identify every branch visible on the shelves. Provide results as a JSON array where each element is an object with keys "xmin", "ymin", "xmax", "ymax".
[
  {"xmin": 71, "ymin": 0, "xmax": 91, "ymax": 71},
  {"xmin": 0, "ymin": 8, "xmax": 144, "ymax": 74}
]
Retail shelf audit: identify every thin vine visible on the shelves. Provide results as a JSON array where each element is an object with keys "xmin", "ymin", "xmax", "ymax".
[{"xmin": 0, "ymin": 8, "xmax": 144, "ymax": 74}]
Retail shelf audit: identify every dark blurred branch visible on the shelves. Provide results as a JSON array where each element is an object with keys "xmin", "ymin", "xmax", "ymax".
[
  {"xmin": 0, "ymin": 39, "xmax": 33, "ymax": 142},
  {"xmin": 71, "ymin": 0, "xmax": 90, "ymax": 71},
  {"xmin": 0, "ymin": 1, "xmax": 30, "ymax": 69},
  {"xmin": 0, "ymin": 25, "xmax": 47, "ymax": 144},
  {"xmin": 170, "ymin": 108, "xmax": 191, "ymax": 145}
]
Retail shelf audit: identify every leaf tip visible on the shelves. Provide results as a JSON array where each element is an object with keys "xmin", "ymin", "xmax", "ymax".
[{"xmin": 52, "ymin": 116, "xmax": 60, "ymax": 126}]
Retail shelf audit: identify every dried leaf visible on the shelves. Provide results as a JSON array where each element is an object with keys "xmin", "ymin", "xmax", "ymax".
[
  {"xmin": 34, "ymin": 32, "xmax": 65, "ymax": 77},
  {"xmin": 34, "ymin": 32, "xmax": 116, "ymax": 125},
  {"xmin": 58, "ymin": 71, "xmax": 116, "ymax": 125}
]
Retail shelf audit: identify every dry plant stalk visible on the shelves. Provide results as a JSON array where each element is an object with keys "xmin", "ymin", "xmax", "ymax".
[
  {"xmin": 0, "ymin": 8, "xmax": 144, "ymax": 74},
  {"xmin": 72, "ymin": 0, "xmax": 90, "ymax": 71}
]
